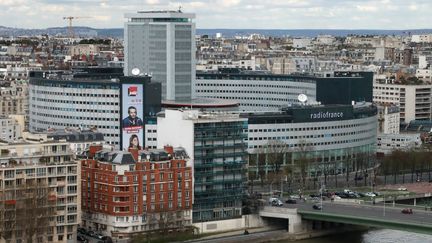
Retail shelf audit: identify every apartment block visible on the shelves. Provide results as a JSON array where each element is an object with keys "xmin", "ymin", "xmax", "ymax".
[
  {"xmin": 80, "ymin": 146, "xmax": 192, "ymax": 239},
  {"xmin": 0, "ymin": 138, "xmax": 80, "ymax": 243}
]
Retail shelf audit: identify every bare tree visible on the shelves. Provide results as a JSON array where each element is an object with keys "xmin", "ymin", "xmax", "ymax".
[
  {"xmin": 265, "ymin": 140, "xmax": 290, "ymax": 193},
  {"xmin": 0, "ymin": 179, "xmax": 55, "ymax": 243},
  {"xmin": 296, "ymin": 140, "xmax": 313, "ymax": 191}
]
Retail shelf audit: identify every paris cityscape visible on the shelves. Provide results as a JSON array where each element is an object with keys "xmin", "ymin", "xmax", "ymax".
[{"xmin": 1, "ymin": 1, "xmax": 432, "ymax": 242}]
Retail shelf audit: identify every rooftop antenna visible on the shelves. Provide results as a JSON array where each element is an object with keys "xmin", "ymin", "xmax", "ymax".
[
  {"xmin": 298, "ymin": 93, "xmax": 308, "ymax": 105},
  {"xmin": 178, "ymin": 5, "xmax": 182, "ymax": 12}
]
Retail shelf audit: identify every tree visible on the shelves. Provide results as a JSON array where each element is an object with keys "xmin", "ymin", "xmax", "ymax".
[
  {"xmin": 265, "ymin": 140, "xmax": 290, "ymax": 193},
  {"xmin": 0, "ymin": 179, "xmax": 55, "ymax": 242},
  {"xmin": 296, "ymin": 140, "xmax": 313, "ymax": 191}
]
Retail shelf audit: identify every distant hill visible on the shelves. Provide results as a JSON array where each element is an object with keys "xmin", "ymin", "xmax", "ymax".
[
  {"xmin": 197, "ymin": 29, "xmax": 432, "ymax": 38},
  {"xmin": 1, "ymin": 26, "xmax": 432, "ymax": 38}
]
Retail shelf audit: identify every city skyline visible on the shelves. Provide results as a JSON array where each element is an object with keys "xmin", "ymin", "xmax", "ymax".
[{"xmin": 1, "ymin": 0, "xmax": 431, "ymax": 30}]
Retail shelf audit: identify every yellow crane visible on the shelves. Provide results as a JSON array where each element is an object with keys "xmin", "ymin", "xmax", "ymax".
[{"xmin": 63, "ymin": 16, "xmax": 91, "ymax": 38}]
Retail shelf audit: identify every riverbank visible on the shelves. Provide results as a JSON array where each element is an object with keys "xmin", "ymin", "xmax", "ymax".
[{"xmin": 183, "ymin": 225, "xmax": 368, "ymax": 243}]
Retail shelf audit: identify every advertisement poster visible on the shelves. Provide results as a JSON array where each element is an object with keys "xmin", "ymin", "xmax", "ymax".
[{"xmin": 121, "ymin": 84, "xmax": 144, "ymax": 150}]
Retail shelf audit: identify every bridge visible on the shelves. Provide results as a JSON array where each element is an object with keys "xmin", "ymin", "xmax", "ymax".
[{"xmin": 259, "ymin": 200, "xmax": 432, "ymax": 235}]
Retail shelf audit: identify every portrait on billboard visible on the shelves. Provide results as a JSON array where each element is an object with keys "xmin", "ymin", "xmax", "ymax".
[
  {"xmin": 123, "ymin": 106, "xmax": 143, "ymax": 127},
  {"xmin": 121, "ymin": 84, "xmax": 144, "ymax": 150},
  {"xmin": 128, "ymin": 134, "xmax": 142, "ymax": 150}
]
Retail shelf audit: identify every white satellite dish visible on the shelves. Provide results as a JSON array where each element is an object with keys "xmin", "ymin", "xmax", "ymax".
[
  {"xmin": 131, "ymin": 68, "xmax": 140, "ymax": 76},
  {"xmin": 298, "ymin": 94, "xmax": 308, "ymax": 103}
]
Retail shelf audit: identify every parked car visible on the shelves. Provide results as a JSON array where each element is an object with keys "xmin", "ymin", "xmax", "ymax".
[
  {"xmin": 101, "ymin": 236, "xmax": 113, "ymax": 243},
  {"xmin": 86, "ymin": 230, "xmax": 96, "ymax": 238},
  {"xmin": 269, "ymin": 197, "xmax": 279, "ymax": 204},
  {"xmin": 401, "ymin": 208, "xmax": 413, "ymax": 214},
  {"xmin": 78, "ymin": 227, "xmax": 86, "ymax": 235},
  {"xmin": 312, "ymin": 204, "xmax": 322, "ymax": 210},
  {"xmin": 94, "ymin": 233, "xmax": 104, "ymax": 239},
  {"xmin": 286, "ymin": 199, "xmax": 297, "ymax": 204},
  {"xmin": 272, "ymin": 199, "xmax": 283, "ymax": 206},
  {"xmin": 398, "ymin": 187, "xmax": 407, "ymax": 191},
  {"xmin": 77, "ymin": 235, "xmax": 88, "ymax": 242},
  {"xmin": 365, "ymin": 192, "xmax": 376, "ymax": 197}
]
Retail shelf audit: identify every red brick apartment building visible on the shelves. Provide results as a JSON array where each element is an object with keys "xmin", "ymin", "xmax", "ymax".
[{"xmin": 80, "ymin": 146, "xmax": 192, "ymax": 239}]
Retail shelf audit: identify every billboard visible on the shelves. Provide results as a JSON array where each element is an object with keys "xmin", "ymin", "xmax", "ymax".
[{"xmin": 121, "ymin": 84, "xmax": 144, "ymax": 150}]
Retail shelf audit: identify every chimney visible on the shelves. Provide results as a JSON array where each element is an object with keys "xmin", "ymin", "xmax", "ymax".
[
  {"xmin": 164, "ymin": 145, "xmax": 174, "ymax": 155},
  {"xmin": 128, "ymin": 148, "xmax": 139, "ymax": 161},
  {"xmin": 89, "ymin": 145, "xmax": 103, "ymax": 158}
]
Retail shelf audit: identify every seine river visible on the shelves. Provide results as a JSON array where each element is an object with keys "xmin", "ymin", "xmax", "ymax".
[{"xmin": 292, "ymin": 229, "xmax": 432, "ymax": 243}]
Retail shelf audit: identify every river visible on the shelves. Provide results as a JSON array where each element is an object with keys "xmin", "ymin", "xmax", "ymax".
[{"xmin": 291, "ymin": 229, "xmax": 432, "ymax": 243}]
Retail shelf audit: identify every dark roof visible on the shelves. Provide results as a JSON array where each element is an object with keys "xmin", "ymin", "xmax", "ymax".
[{"xmin": 47, "ymin": 130, "xmax": 104, "ymax": 142}]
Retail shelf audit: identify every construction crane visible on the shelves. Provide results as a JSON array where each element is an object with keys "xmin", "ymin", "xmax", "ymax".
[{"xmin": 63, "ymin": 16, "xmax": 91, "ymax": 38}]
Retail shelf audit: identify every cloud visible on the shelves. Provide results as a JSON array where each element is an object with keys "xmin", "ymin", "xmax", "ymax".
[{"xmin": 0, "ymin": 0, "xmax": 431, "ymax": 29}]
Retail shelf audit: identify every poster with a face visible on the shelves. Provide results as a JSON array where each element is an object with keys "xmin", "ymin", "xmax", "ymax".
[{"xmin": 122, "ymin": 84, "xmax": 144, "ymax": 150}]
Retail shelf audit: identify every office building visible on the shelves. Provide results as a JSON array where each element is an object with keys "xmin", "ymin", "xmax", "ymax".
[
  {"xmin": 80, "ymin": 146, "xmax": 192, "ymax": 239},
  {"xmin": 0, "ymin": 137, "xmax": 80, "ymax": 243},
  {"xmin": 157, "ymin": 110, "xmax": 247, "ymax": 229},
  {"xmin": 243, "ymin": 102, "xmax": 377, "ymax": 176},
  {"xmin": 195, "ymin": 70, "xmax": 373, "ymax": 111},
  {"xmin": 28, "ymin": 68, "xmax": 161, "ymax": 148},
  {"xmin": 124, "ymin": 11, "xmax": 196, "ymax": 101}
]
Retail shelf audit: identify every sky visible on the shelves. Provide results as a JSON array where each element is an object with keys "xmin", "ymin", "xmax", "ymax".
[{"xmin": 0, "ymin": 0, "xmax": 431, "ymax": 29}]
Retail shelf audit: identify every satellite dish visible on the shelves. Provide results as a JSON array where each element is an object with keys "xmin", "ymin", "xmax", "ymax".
[
  {"xmin": 131, "ymin": 68, "xmax": 140, "ymax": 76},
  {"xmin": 298, "ymin": 94, "xmax": 308, "ymax": 103}
]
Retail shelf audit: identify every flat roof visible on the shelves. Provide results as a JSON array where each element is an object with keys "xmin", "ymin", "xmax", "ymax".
[{"xmin": 125, "ymin": 11, "xmax": 195, "ymax": 19}]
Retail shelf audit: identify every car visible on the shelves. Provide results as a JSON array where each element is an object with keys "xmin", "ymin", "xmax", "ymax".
[
  {"xmin": 313, "ymin": 204, "xmax": 322, "ymax": 210},
  {"xmin": 94, "ymin": 233, "xmax": 104, "ymax": 239},
  {"xmin": 285, "ymin": 199, "xmax": 297, "ymax": 204},
  {"xmin": 101, "ymin": 236, "xmax": 113, "ymax": 243},
  {"xmin": 77, "ymin": 235, "xmax": 88, "ymax": 242},
  {"xmin": 78, "ymin": 227, "xmax": 87, "ymax": 235},
  {"xmin": 86, "ymin": 230, "xmax": 96, "ymax": 237},
  {"xmin": 268, "ymin": 197, "xmax": 279, "ymax": 204},
  {"xmin": 355, "ymin": 175, "xmax": 363, "ymax": 181},
  {"xmin": 398, "ymin": 187, "xmax": 407, "ymax": 191},
  {"xmin": 272, "ymin": 199, "xmax": 283, "ymax": 206},
  {"xmin": 365, "ymin": 192, "xmax": 376, "ymax": 197},
  {"xmin": 401, "ymin": 208, "xmax": 413, "ymax": 214},
  {"xmin": 289, "ymin": 194, "xmax": 301, "ymax": 199}
]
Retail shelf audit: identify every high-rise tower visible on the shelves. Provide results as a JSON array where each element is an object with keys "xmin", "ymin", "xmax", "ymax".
[{"xmin": 124, "ymin": 11, "xmax": 196, "ymax": 101}]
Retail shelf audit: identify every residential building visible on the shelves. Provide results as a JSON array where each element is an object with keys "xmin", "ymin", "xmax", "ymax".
[
  {"xmin": 376, "ymin": 133, "xmax": 421, "ymax": 154},
  {"xmin": 80, "ymin": 146, "xmax": 192, "ymax": 239},
  {"xmin": 377, "ymin": 105, "xmax": 400, "ymax": 134},
  {"xmin": 0, "ymin": 137, "xmax": 80, "ymax": 243},
  {"xmin": 124, "ymin": 11, "xmax": 196, "ymax": 101},
  {"xmin": 0, "ymin": 82, "xmax": 28, "ymax": 117},
  {"xmin": 373, "ymin": 83, "xmax": 432, "ymax": 123},
  {"xmin": 157, "ymin": 110, "xmax": 247, "ymax": 230},
  {"xmin": 0, "ymin": 116, "xmax": 22, "ymax": 142}
]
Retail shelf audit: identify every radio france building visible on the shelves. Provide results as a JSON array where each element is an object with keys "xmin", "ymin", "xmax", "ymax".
[
  {"xmin": 195, "ymin": 69, "xmax": 373, "ymax": 111},
  {"xmin": 29, "ymin": 68, "xmax": 161, "ymax": 149},
  {"xmin": 242, "ymin": 102, "xmax": 377, "ymax": 176}
]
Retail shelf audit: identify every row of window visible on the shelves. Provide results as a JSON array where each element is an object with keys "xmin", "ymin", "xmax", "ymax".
[
  {"xmin": 32, "ymin": 105, "xmax": 120, "ymax": 114},
  {"xmin": 31, "ymin": 119, "xmax": 119, "ymax": 130},
  {"xmin": 34, "ymin": 97, "xmax": 119, "ymax": 106},
  {"xmin": 247, "ymin": 128, "xmax": 373, "ymax": 141},
  {"xmin": 248, "ymin": 135, "xmax": 375, "ymax": 149},
  {"xmin": 248, "ymin": 121, "xmax": 374, "ymax": 132},
  {"xmin": 32, "ymin": 111, "xmax": 119, "ymax": 121}
]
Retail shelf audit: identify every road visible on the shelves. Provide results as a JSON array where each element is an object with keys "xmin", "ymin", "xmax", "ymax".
[
  {"xmin": 282, "ymin": 200, "xmax": 432, "ymax": 226},
  {"xmin": 186, "ymin": 229, "xmax": 287, "ymax": 243}
]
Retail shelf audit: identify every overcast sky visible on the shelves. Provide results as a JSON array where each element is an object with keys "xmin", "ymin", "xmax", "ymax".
[{"xmin": 0, "ymin": 0, "xmax": 431, "ymax": 29}]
